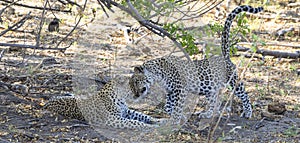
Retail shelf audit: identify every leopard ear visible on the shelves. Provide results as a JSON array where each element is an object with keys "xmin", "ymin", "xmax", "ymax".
[
  {"xmin": 116, "ymin": 76, "xmax": 129, "ymax": 85},
  {"xmin": 134, "ymin": 66, "xmax": 144, "ymax": 73}
]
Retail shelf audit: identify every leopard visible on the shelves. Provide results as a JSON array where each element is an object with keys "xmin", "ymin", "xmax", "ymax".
[
  {"xmin": 129, "ymin": 5, "xmax": 264, "ymax": 121},
  {"xmin": 43, "ymin": 76, "xmax": 165, "ymax": 131}
]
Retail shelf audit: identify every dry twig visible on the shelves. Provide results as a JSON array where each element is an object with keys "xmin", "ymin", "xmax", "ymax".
[
  {"xmin": 239, "ymin": 42, "xmax": 300, "ymax": 49},
  {"xmin": 0, "ymin": 12, "xmax": 31, "ymax": 37},
  {"xmin": 0, "ymin": 49, "xmax": 5, "ymax": 61},
  {"xmin": 0, "ymin": 0, "xmax": 71, "ymax": 13},
  {"xmin": 0, "ymin": 43, "xmax": 67, "ymax": 51},
  {"xmin": 55, "ymin": 0, "xmax": 88, "ymax": 49},
  {"xmin": 36, "ymin": 0, "xmax": 48, "ymax": 48},
  {"xmin": 0, "ymin": 0, "xmax": 21, "ymax": 16},
  {"xmin": 236, "ymin": 45, "xmax": 300, "ymax": 59},
  {"xmin": 99, "ymin": 0, "xmax": 192, "ymax": 61},
  {"xmin": 255, "ymin": 14, "xmax": 300, "ymax": 23}
]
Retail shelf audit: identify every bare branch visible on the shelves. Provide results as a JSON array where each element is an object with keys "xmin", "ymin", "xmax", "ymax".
[
  {"xmin": 236, "ymin": 45, "xmax": 300, "ymax": 59},
  {"xmin": 239, "ymin": 42, "xmax": 300, "ymax": 49},
  {"xmin": 0, "ymin": 0, "xmax": 21, "ymax": 16},
  {"xmin": 0, "ymin": 49, "xmax": 5, "ymax": 61},
  {"xmin": 55, "ymin": 0, "xmax": 88, "ymax": 48},
  {"xmin": 127, "ymin": 0, "xmax": 191, "ymax": 60},
  {"xmin": 65, "ymin": 0, "xmax": 82, "ymax": 9},
  {"xmin": 0, "ymin": 12, "xmax": 31, "ymax": 37},
  {"xmin": 36, "ymin": 0, "xmax": 48, "ymax": 48},
  {"xmin": 0, "ymin": 43, "xmax": 67, "ymax": 51},
  {"xmin": 173, "ymin": 0, "xmax": 223, "ymax": 22},
  {"xmin": 97, "ymin": 0, "xmax": 110, "ymax": 18},
  {"xmin": 275, "ymin": 27, "xmax": 295, "ymax": 37},
  {"xmin": 0, "ymin": 0, "xmax": 71, "ymax": 13},
  {"xmin": 254, "ymin": 14, "xmax": 300, "ymax": 23},
  {"xmin": 287, "ymin": 2, "xmax": 300, "ymax": 8},
  {"xmin": 194, "ymin": 42, "xmax": 300, "ymax": 59}
]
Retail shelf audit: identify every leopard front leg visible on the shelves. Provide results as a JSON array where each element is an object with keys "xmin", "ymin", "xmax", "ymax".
[
  {"xmin": 228, "ymin": 70, "xmax": 252, "ymax": 118},
  {"xmin": 164, "ymin": 89, "xmax": 187, "ymax": 123},
  {"xmin": 125, "ymin": 109, "xmax": 167, "ymax": 124},
  {"xmin": 164, "ymin": 91, "xmax": 176, "ymax": 115}
]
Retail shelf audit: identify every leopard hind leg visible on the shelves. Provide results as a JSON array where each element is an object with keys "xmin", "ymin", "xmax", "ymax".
[
  {"xmin": 228, "ymin": 71, "xmax": 252, "ymax": 118},
  {"xmin": 233, "ymin": 82, "xmax": 252, "ymax": 118}
]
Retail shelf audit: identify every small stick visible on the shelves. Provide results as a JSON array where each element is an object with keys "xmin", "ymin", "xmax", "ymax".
[
  {"xmin": 0, "ymin": 49, "xmax": 5, "ymax": 61},
  {"xmin": 0, "ymin": 12, "xmax": 31, "ymax": 37},
  {"xmin": 1, "ymin": 0, "xmax": 71, "ymax": 13},
  {"xmin": 0, "ymin": 43, "xmax": 67, "ymax": 51}
]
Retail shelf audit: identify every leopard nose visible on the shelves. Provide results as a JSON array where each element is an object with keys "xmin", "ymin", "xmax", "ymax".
[{"xmin": 133, "ymin": 93, "xmax": 140, "ymax": 99}]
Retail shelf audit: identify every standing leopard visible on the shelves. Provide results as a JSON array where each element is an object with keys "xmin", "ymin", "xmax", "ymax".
[
  {"xmin": 44, "ymin": 76, "xmax": 165, "ymax": 131},
  {"xmin": 129, "ymin": 5, "xmax": 264, "ymax": 121}
]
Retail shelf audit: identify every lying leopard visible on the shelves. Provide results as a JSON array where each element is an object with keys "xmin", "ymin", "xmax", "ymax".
[
  {"xmin": 44, "ymin": 76, "xmax": 165, "ymax": 131},
  {"xmin": 129, "ymin": 5, "xmax": 264, "ymax": 121}
]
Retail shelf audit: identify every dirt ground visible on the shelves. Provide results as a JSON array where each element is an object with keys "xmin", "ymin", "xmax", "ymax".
[{"xmin": 0, "ymin": 0, "xmax": 299, "ymax": 142}]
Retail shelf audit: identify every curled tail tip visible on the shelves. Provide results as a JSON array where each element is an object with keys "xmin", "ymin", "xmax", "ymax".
[
  {"xmin": 258, "ymin": 6, "xmax": 264, "ymax": 12},
  {"xmin": 239, "ymin": 5, "xmax": 264, "ymax": 13},
  {"xmin": 251, "ymin": 6, "xmax": 264, "ymax": 12}
]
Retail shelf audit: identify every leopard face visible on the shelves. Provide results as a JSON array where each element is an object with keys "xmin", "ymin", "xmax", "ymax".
[{"xmin": 129, "ymin": 73, "xmax": 151, "ymax": 100}]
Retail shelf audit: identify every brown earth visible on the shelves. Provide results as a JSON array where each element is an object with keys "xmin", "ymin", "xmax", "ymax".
[{"xmin": 0, "ymin": 0, "xmax": 299, "ymax": 142}]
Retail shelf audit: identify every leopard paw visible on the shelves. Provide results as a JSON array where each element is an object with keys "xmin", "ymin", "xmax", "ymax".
[{"xmin": 240, "ymin": 110, "xmax": 252, "ymax": 119}]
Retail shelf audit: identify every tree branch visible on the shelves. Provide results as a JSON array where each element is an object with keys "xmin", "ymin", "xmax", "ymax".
[
  {"xmin": 0, "ymin": 43, "xmax": 67, "ymax": 51},
  {"xmin": 0, "ymin": 0, "xmax": 71, "ymax": 13},
  {"xmin": 236, "ymin": 45, "xmax": 300, "ymax": 59},
  {"xmin": 126, "ymin": 0, "xmax": 191, "ymax": 61},
  {"xmin": 36, "ymin": 0, "xmax": 48, "ymax": 48},
  {"xmin": 0, "ymin": 12, "xmax": 31, "ymax": 37},
  {"xmin": 238, "ymin": 42, "xmax": 300, "ymax": 49},
  {"xmin": 55, "ymin": 0, "xmax": 88, "ymax": 49},
  {"xmin": 254, "ymin": 14, "xmax": 299, "ymax": 23},
  {"xmin": 0, "ymin": 0, "xmax": 21, "ymax": 16},
  {"xmin": 100, "ymin": 0, "xmax": 191, "ymax": 61},
  {"xmin": 65, "ymin": 0, "xmax": 82, "ymax": 9}
]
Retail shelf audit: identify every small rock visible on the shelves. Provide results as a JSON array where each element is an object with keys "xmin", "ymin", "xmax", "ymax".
[
  {"xmin": 267, "ymin": 102, "xmax": 287, "ymax": 115},
  {"xmin": 48, "ymin": 18, "xmax": 60, "ymax": 32}
]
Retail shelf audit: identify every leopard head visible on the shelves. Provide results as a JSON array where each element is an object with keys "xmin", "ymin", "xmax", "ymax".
[{"xmin": 129, "ymin": 66, "xmax": 153, "ymax": 100}]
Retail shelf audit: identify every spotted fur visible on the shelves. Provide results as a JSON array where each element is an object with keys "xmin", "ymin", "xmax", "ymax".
[
  {"xmin": 129, "ymin": 5, "xmax": 263, "ymax": 121},
  {"xmin": 44, "ymin": 76, "xmax": 164, "ymax": 130}
]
